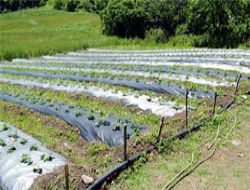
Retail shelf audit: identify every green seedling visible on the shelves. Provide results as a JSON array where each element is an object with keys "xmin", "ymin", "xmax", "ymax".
[
  {"xmin": 0, "ymin": 138, "xmax": 6, "ymax": 147},
  {"xmin": 112, "ymin": 125, "xmax": 120, "ymax": 131},
  {"xmin": 75, "ymin": 110, "xmax": 82, "ymax": 117},
  {"xmin": 20, "ymin": 138, "xmax": 28, "ymax": 145},
  {"xmin": 7, "ymin": 145, "xmax": 16, "ymax": 154},
  {"xmin": 88, "ymin": 114, "xmax": 95, "ymax": 121},
  {"xmin": 8, "ymin": 131, "xmax": 19, "ymax": 140},
  {"xmin": 30, "ymin": 144, "xmax": 39, "ymax": 151},
  {"xmin": 0, "ymin": 124, "xmax": 9, "ymax": 132},
  {"xmin": 21, "ymin": 154, "xmax": 33, "ymax": 165},
  {"xmin": 41, "ymin": 154, "xmax": 54, "ymax": 162},
  {"xmin": 33, "ymin": 167, "xmax": 43, "ymax": 174}
]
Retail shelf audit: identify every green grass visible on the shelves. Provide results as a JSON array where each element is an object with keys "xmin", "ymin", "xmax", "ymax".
[
  {"xmin": 109, "ymin": 96, "xmax": 250, "ymax": 190},
  {"xmin": 0, "ymin": 6, "xmax": 194, "ymax": 61}
]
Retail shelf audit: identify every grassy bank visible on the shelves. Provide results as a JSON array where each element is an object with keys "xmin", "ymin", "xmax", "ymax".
[
  {"xmin": 109, "ymin": 95, "xmax": 250, "ymax": 190},
  {"xmin": 0, "ymin": 6, "xmax": 195, "ymax": 61}
]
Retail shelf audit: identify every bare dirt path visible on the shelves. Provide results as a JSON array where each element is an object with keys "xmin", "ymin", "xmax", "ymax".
[{"xmin": 175, "ymin": 110, "xmax": 250, "ymax": 190}]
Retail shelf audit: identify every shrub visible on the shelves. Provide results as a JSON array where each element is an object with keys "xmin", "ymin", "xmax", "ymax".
[
  {"xmin": 145, "ymin": 28, "xmax": 167, "ymax": 43},
  {"xmin": 48, "ymin": 0, "xmax": 67, "ymax": 10},
  {"xmin": 185, "ymin": 0, "xmax": 250, "ymax": 48},
  {"xmin": 101, "ymin": 0, "xmax": 187, "ymax": 38},
  {"xmin": 84, "ymin": 0, "xmax": 109, "ymax": 13}
]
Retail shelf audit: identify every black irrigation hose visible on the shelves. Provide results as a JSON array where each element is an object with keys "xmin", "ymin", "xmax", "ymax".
[{"xmin": 87, "ymin": 97, "xmax": 237, "ymax": 190}]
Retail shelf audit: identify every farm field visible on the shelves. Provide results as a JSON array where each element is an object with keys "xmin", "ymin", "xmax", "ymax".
[
  {"xmin": 1, "ymin": 5, "xmax": 250, "ymax": 190},
  {"xmin": 0, "ymin": 47, "xmax": 249, "ymax": 190}
]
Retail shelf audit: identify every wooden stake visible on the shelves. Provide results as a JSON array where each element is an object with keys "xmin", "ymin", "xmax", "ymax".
[
  {"xmin": 123, "ymin": 125, "xmax": 127, "ymax": 161},
  {"xmin": 65, "ymin": 164, "xmax": 69, "ymax": 190},
  {"xmin": 213, "ymin": 92, "xmax": 217, "ymax": 115},
  {"xmin": 185, "ymin": 89, "xmax": 188, "ymax": 128},
  {"xmin": 234, "ymin": 74, "xmax": 241, "ymax": 95},
  {"xmin": 157, "ymin": 116, "xmax": 165, "ymax": 143}
]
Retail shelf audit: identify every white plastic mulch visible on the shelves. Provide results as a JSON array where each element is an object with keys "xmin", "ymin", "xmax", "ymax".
[
  {"xmin": 0, "ymin": 121, "xmax": 65, "ymax": 190},
  {"xmin": 0, "ymin": 77, "xmax": 185, "ymax": 117},
  {"xmin": 0, "ymin": 64, "xmax": 235, "ymax": 87}
]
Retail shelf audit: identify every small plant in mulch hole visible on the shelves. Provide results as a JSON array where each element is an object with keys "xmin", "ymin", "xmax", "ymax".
[
  {"xmin": 30, "ymin": 144, "xmax": 39, "ymax": 151},
  {"xmin": 0, "ymin": 138, "xmax": 6, "ymax": 147},
  {"xmin": 20, "ymin": 138, "xmax": 28, "ymax": 145},
  {"xmin": 147, "ymin": 97, "xmax": 152, "ymax": 102},
  {"xmin": 112, "ymin": 125, "xmax": 120, "ymax": 131},
  {"xmin": 7, "ymin": 145, "xmax": 16, "ymax": 154},
  {"xmin": 88, "ymin": 114, "xmax": 95, "ymax": 121},
  {"xmin": 75, "ymin": 110, "xmax": 82, "ymax": 117},
  {"xmin": 95, "ymin": 119, "xmax": 104, "ymax": 128},
  {"xmin": 49, "ymin": 103, "xmax": 54, "ymax": 107},
  {"xmin": 65, "ymin": 109, "xmax": 70, "ymax": 113},
  {"xmin": 21, "ymin": 154, "xmax": 33, "ymax": 165},
  {"xmin": 8, "ymin": 131, "xmax": 19, "ymax": 140},
  {"xmin": 40, "ymin": 154, "xmax": 54, "ymax": 162},
  {"xmin": 33, "ymin": 167, "xmax": 43, "ymax": 174},
  {"xmin": 0, "ymin": 124, "xmax": 9, "ymax": 132}
]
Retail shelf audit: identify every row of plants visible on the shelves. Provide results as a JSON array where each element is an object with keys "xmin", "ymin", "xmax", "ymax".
[
  {"xmin": 0, "ymin": 89, "xmax": 147, "ymax": 146},
  {"xmin": 0, "ymin": 63, "xmax": 237, "ymax": 87},
  {"xmin": 42, "ymin": 53, "xmax": 250, "ymax": 63},
  {"xmin": 0, "ymin": 66, "xmax": 228, "ymax": 93},
  {"xmin": 11, "ymin": 53, "xmax": 250, "ymax": 74},
  {"xmin": 0, "ymin": 67, "xmax": 217, "ymax": 98},
  {"xmin": 0, "ymin": 121, "xmax": 65, "ymax": 189},
  {"xmin": 5, "ymin": 59, "xmax": 250, "ymax": 81},
  {"xmin": 0, "ymin": 75, "xmax": 187, "ymax": 117},
  {"xmin": 84, "ymin": 48, "xmax": 250, "ymax": 54}
]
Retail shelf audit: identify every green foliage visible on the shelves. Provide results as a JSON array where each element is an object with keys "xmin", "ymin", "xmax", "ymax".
[
  {"xmin": 145, "ymin": 28, "xmax": 167, "ymax": 43},
  {"xmin": 48, "ymin": 0, "xmax": 67, "ymax": 10},
  {"xmin": 48, "ymin": 0, "xmax": 108, "ymax": 13},
  {"xmin": 0, "ymin": 138, "xmax": 6, "ymax": 147},
  {"xmin": 7, "ymin": 145, "xmax": 16, "ymax": 153},
  {"xmin": 20, "ymin": 138, "xmax": 28, "ymax": 145},
  {"xmin": 185, "ymin": 0, "xmax": 250, "ymax": 48},
  {"xmin": 102, "ymin": 0, "xmax": 250, "ymax": 47},
  {"xmin": 30, "ymin": 144, "xmax": 39, "ymax": 151},
  {"xmin": 20, "ymin": 153, "xmax": 33, "ymax": 165},
  {"xmin": 101, "ymin": 0, "xmax": 186, "ymax": 38},
  {"xmin": 0, "ymin": 0, "xmax": 47, "ymax": 13},
  {"xmin": 84, "ymin": 0, "xmax": 109, "ymax": 13}
]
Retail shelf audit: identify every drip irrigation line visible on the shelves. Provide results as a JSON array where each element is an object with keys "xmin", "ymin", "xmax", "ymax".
[
  {"xmin": 162, "ymin": 125, "xmax": 220, "ymax": 190},
  {"xmin": 86, "ymin": 96, "xmax": 238, "ymax": 190},
  {"xmin": 161, "ymin": 106, "xmax": 238, "ymax": 190}
]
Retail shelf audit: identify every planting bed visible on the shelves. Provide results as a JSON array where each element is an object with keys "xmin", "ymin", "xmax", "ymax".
[
  {"xmin": 0, "ymin": 69, "xmax": 215, "ymax": 98},
  {"xmin": 0, "ymin": 64, "xmax": 239, "ymax": 87},
  {"xmin": 0, "ymin": 121, "xmax": 65, "ymax": 190},
  {"xmin": 0, "ymin": 77, "xmax": 185, "ymax": 117},
  {"xmin": 0, "ymin": 91, "xmax": 146, "ymax": 146},
  {"xmin": 0, "ymin": 48, "xmax": 249, "ymax": 190},
  {"xmin": 10, "ymin": 48, "xmax": 250, "ymax": 73}
]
